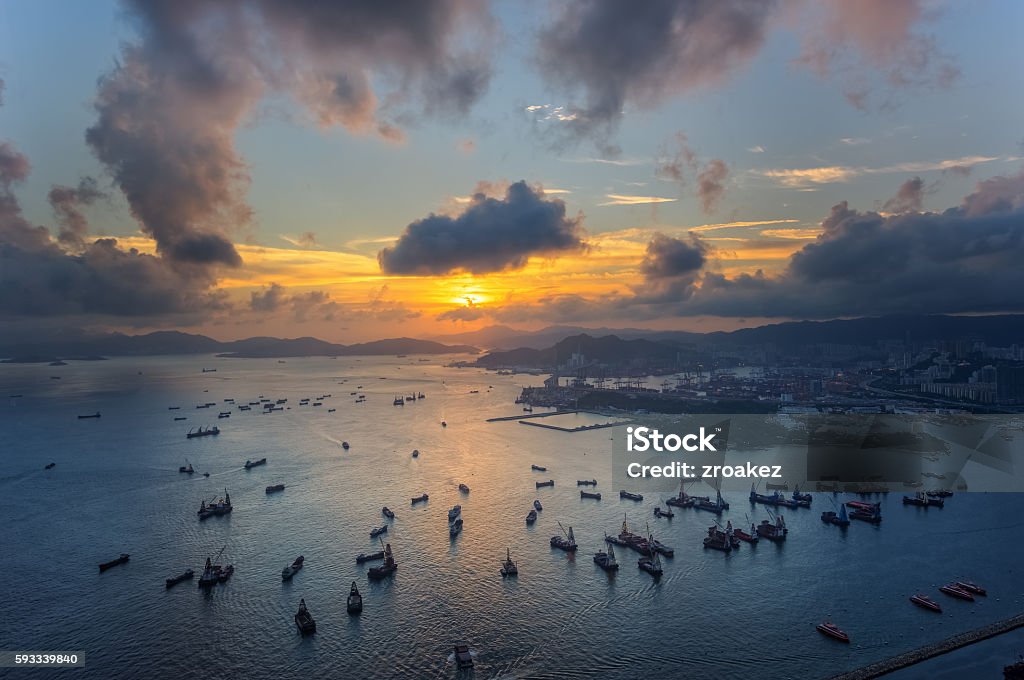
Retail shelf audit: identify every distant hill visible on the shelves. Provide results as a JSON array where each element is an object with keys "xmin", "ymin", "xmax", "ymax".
[
  {"xmin": 0, "ymin": 331, "xmax": 477, "ymax": 361},
  {"xmin": 475, "ymin": 333, "xmax": 683, "ymax": 368},
  {"xmin": 433, "ymin": 324, "xmax": 699, "ymax": 350}
]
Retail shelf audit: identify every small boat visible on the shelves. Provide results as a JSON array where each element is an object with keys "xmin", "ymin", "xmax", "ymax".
[
  {"xmin": 940, "ymin": 583, "xmax": 975, "ymax": 601},
  {"xmin": 168, "ymin": 406, "xmax": 180, "ymax": 410},
  {"xmin": 99, "ymin": 553, "xmax": 130, "ymax": 572},
  {"xmin": 792, "ymin": 486, "xmax": 813, "ymax": 506},
  {"xmin": 694, "ymin": 489, "xmax": 730, "ymax": 514},
  {"xmin": 755, "ymin": 509, "xmax": 788, "ymax": 541},
  {"xmin": 703, "ymin": 531, "xmax": 732, "ymax": 552},
  {"xmin": 500, "ymin": 548, "xmax": 518, "ymax": 577},
  {"xmin": 732, "ymin": 524, "xmax": 758, "ymax": 543},
  {"xmin": 367, "ymin": 542, "xmax": 397, "ymax": 579},
  {"xmin": 282, "ymin": 555, "xmax": 304, "ymax": 580},
  {"xmin": 217, "ymin": 412, "xmax": 230, "ymax": 419},
  {"xmin": 244, "ymin": 458, "xmax": 267, "ymax": 469},
  {"xmin": 265, "ymin": 484, "xmax": 285, "ymax": 494},
  {"xmin": 197, "ymin": 552, "xmax": 232, "ymax": 587},
  {"xmin": 294, "ymin": 598, "xmax": 316, "ymax": 635},
  {"xmin": 533, "ymin": 499, "xmax": 543, "ymax": 511},
  {"xmin": 441, "ymin": 421, "xmax": 447, "ymax": 427},
  {"xmin": 356, "ymin": 551, "xmax": 385, "ymax": 563},
  {"xmin": 577, "ymin": 479, "xmax": 597, "ymax": 486},
  {"xmin": 342, "ymin": 441, "xmax": 350, "ymax": 450},
  {"xmin": 174, "ymin": 416, "xmax": 187, "ymax": 421},
  {"xmin": 550, "ymin": 522, "xmax": 577, "ymax": 552},
  {"xmin": 197, "ymin": 490, "xmax": 232, "ymax": 519},
  {"xmin": 638, "ymin": 551, "xmax": 663, "ymax": 577},
  {"xmin": 536, "ymin": 480, "xmax": 554, "ymax": 488},
  {"xmin": 458, "ymin": 483, "xmax": 470, "ymax": 493},
  {"xmin": 580, "ymin": 490, "xmax": 602, "ymax": 500},
  {"xmin": 346, "ymin": 581, "xmax": 363, "ymax": 615},
  {"xmin": 910, "ymin": 594, "xmax": 942, "ymax": 612},
  {"xmin": 328, "ymin": 408, "xmax": 336, "ymax": 412},
  {"xmin": 653, "ymin": 506, "xmax": 673, "ymax": 518},
  {"xmin": 848, "ymin": 506, "xmax": 882, "ymax": 523},
  {"xmin": 453, "ymin": 643, "xmax": 474, "ymax": 670},
  {"xmin": 393, "ymin": 396, "xmax": 404, "ymax": 406},
  {"xmin": 411, "ymin": 493, "xmax": 429, "ymax": 504},
  {"xmin": 165, "ymin": 569, "xmax": 194, "ymax": 588},
  {"xmin": 412, "ymin": 449, "xmax": 419, "ymax": 458},
  {"xmin": 186, "ymin": 425, "xmax": 219, "ymax": 439},
  {"xmin": 78, "ymin": 412, "xmax": 101, "ymax": 419},
  {"xmin": 523, "ymin": 406, "xmax": 533, "ymax": 412},
  {"xmin": 448, "ymin": 505, "xmax": 462, "ymax": 521},
  {"xmin": 449, "ymin": 518, "xmax": 463, "ymax": 536},
  {"xmin": 531, "ymin": 465, "xmax": 547, "ymax": 472},
  {"xmin": 370, "ymin": 525, "xmax": 388, "ymax": 538},
  {"xmin": 816, "ymin": 622, "xmax": 850, "ymax": 643},
  {"xmin": 750, "ymin": 483, "xmax": 799, "ymax": 508},
  {"xmin": 44, "ymin": 462, "xmax": 56, "ymax": 470},
  {"xmin": 593, "ymin": 543, "xmax": 619, "ymax": 572},
  {"xmin": 179, "ymin": 460, "xmax": 194, "ymax": 474},
  {"xmin": 526, "ymin": 509, "xmax": 537, "ymax": 524},
  {"xmin": 954, "ymin": 581, "xmax": 987, "ymax": 596},
  {"xmin": 927, "ymin": 490, "xmax": 954, "ymax": 498},
  {"xmin": 821, "ymin": 503, "xmax": 851, "ymax": 527},
  {"xmin": 619, "ymin": 490, "xmax": 643, "ymax": 501},
  {"xmin": 382, "ymin": 506, "xmax": 395, "ymax": 519}
]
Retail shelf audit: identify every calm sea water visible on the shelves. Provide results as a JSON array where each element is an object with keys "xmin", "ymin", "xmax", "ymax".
[{"xmin": 1, "ymin": 356, "xmax": 1022, "ymax": 679}]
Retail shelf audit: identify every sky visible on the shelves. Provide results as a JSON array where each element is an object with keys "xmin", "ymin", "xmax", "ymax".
[{"xmin": 0, "ymin": 0, "xmax": 1022, "ymax": 343}]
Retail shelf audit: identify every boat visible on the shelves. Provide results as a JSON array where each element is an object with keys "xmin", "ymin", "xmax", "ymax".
[
  {"xmin": 393, "ymin": 396, "xmax": 404, "ymax": 406},
  {"xmin": 244, "ymin": 458, "xmax": 267, "ymax": 469},
  {"xmin": 453, "ymin": 643, "xmax": 474, "ymax": 670},
  {"xmin": 411, "ymin": 493, "xmax": 429, "ymax": 504},
  {"xmin": 168, "ymin": 406, "xmax": 180, "ymax": 410},
  {"xmin": 523, "ymin": 406, "xmax": 533, "ymax": 412},
  {"xmin": 732, "ymin": 523, "xmax": 758, "ymax": 543},
  {"xmin": 449, "ymin": 517, "xmax": 464, "ymax": 537},
  {"xmin": 44, "ymin": 462, "xmax": 56, "ymax": 470},
  {"xmin": 448, "ymin": 505, "xmax": 462, "ymax": 521},
  {"xmin": 954, "ymin": 581, "xmax": 987, "ymax": 596},
  {"xmin": 412, "ymin": 449, "xmax": 419, "ymax": 458},
  {"xmin": 536, "ymin": 480, "xmax": 554, "ymax": 488},
  {"xmin": 202, "ymin": 368, "xmax": 217, "ymax": 373},
  {"xmin": 500, "ymin": 548, "xmax": 518, "ymax": 577},
  {"xmin": 816, "ymin": 622, "xmax": 850, "ymax": 643},
  {"xmin": 367, "ymin": 542, "xmax": 397, "ymax": 579},
  {"xmin": 98, "ymin": 553, "xmax": 130, "ymax": 572},
  {"xmin": 903, "ymin": 491, "xmax": 943, "ymax": 507},
  {"xmin": 940, "ymin": 583, "xmax": 975, "ymax": 601},
  {"xmin": 792, "ymin": 486, "xmax": 813, "ymax": 506},
  {"xmin": 458, "ymin": 483, "xmax": 470, "ymax": 493},
  {"xmin": 282, "ymin": 555, "xmax": 304, "ymax": 580},
  {"xmin": 821, "ymin": 503, "xmax": 851, "ymax": 527},
  {"xmin": 532, "ymin": 500, "xmax": 543, "ymax": 512},
  {"xmin": 846, "ymin": 501, "xmax": 882, "ymax": 523},
  {"xmin": 550, "ymin": 522, "xmax": 577, "ymax": 552},
  {"xmin": 666, "ymin": 480, "xmax": 696, "ymax": 508},
  {"xmin": 593, "ymin": 542, "xmax": 619, "ymax": 572},
  {"xmin": 382, "ymin": 506, "xmax": 396, "ymax": 519},
  {"xmin": 165, "ymin": 569, "xmax": 194, "ymax": 588},
  {"xmin": 703, "ymin": 527, "xmax": 733, "ymax": 552},
  {"xmin": 619, "ymin": 490, "xmax": 643, "ymax": 501},
  {"xmin": 174, "ymin": 416, "xmax": 187, "ymax": 421},
  {"xmin": 577, "ymin": 479, "xmax": 597, "ymax": 486},
  {"xmin": 370, "ymin": 525, "xmax": 388, "ymax": 538},
  {"xmin": 179, "ymin": 460, "xmax": 194, "ymax": 474},
  {"xmin": 197, "ymin": 490, "xmax": 232, "ymax": 520},
  {"xmin": 328, "ymin": 408, "xmax": 336, "ymax": 412},
  {"xmin": 581, "ymin": 490, "xmax": 602, "ymax": 500},
  {"xmin": 217, "ymin": 412, "xmax": 230, "ymax": 419},
  {"xmin": 526, "ymin": 509, "xmax": 537, "ymax": 524},
  {"xmin": 186, "ymin": 425, "xmax": 219, "ymax": 439},
  {"xmin": 750, "ymin": 482, "xmax": 799, "ymax": 508},
  {"xmin": 197, "ymin": 549, "xmax": 233, "ymax": 587},
  {"xmin": 265, "ymin": 484, "xmax": 285, "ymax": 494},
  {"xmin": 342, "ymin": 441, "xmax": 350, "ymax": 450},
  {"xmin": 694, "ymin": 489, "xmax": 729, "ymax": 514},
  {"xmin": 755, "ymin": 508, "xmax": 788, "ymax": 541},
  {"xmin": 653, "ymin": 506, "xmax": 673, "ymax": 518},
  {"xmin": 531, "ymin": 465, "xmax": 547, "ymax": 472},
  {"xmin": 441, "ymin": 421, "xmax": 447, "ymax": 427},
  {"xmin": 845, "ymin": 500, "xmax": 881, "ymax": 512},
  {"xmin": 356, "ymin": 551, "xmax": 385, "ymax": 563},
  {"xmin": 347, "ymin": 581, "xmax": 363, "ymax": 615},
  {"xmin": 910, "ymin": 594, "xmax": 942, "ymax": 612},
  {"xmin": 294, "ymin": 598, "xmax": 316, "ymax": 635},
  {"xmin": 78, "ymin": 412, "xmax": 101, "ymax": 419},
  {"xmin": 927, "ymin": 490, "xmax": 954, "ymax": 498}
]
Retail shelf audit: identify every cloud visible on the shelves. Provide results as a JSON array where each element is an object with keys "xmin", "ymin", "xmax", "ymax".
[
  {"xmin": 378, "ymin": 180, "xmax": 586, "ymax": 275},
  {"xmin": 656, "ymin": 133, "xmax": 731, "ymax": 213},
  {"xmin": 881, "ymin": 176, "xmax": 927, "ymax": 213},
  {"xmin": 697, "ymin": 159, "xmax": 730, "ymax": 213},
  {"xmin": 747, "ymin": 145, "xmax": 765, "ymax": 153},
  {"xmin": 457, "ymin": 138, "xmax": 476, "ymax": 154},
  {"xmin": 437, "ymin": 299, "xmax": 485, "ymax": 322},
  {"xmin": 599, "ymin": 194, "xmax": 677, "ymax": 206},
  {"xmin": 48, "ymin": 177, "xmax": 107, "ymax": 248},
  {"xmin": 280, "ymin": 231, "xmax": 319, "ymax": 248},
  {"xmin": 757, "ymin": 155, "xmax": 1003, "ymax": 188},
  {"xmin": 840, "ymin": 137, "xmax": 870, "ymax": 146},
  {"xmin": 249, "ymin": 282, "xmax": 336, "ymax": 320}
]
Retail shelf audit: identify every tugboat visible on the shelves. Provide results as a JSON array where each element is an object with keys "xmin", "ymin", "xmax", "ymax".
[
  {"xmin": 458, "ymin": 483, "xmax": 470, "ymax": 493},
  {"xmin": 816, "ymin": 622, "xmax": 850, "ymax": 643},
  {"xmin": 536, "ymin": 479, "xmax": 554, "ymax": 488},
  {"xmin": 531, "ymin": 464, "xmax": 547, "ymax": 472},
  {"xmin": 577, "ymin": 479, "xmax": 597, "ymax": 486},
  {"xmin": 355, "ymin": 551, "xmax": 384, "ymax": 563},
  {"xmin": 653, "ymin": 506, "xmax": 674, "ymax": 519},
  {"xmin": 197, "ymin": 490, "xmax": 232, "ymax": 520},
  {"xmin": 449, "ymin": 517, "xmax": 464, "ymax": 537},
  {"xmin": 940, "ymin": 583, "xmax": 975, "ymax": 601},
  {"xmin": 452, "ymin": 643, "xmax": 474, "ymax": 670},
  {"xmin": 526, "ymin": 509, "xmax": 537, "ymax": 524},
  {"xmin": 370, "ymin": 525, "xmax": 388, "ymax": 538},
  {"xmin": 186, "ymin": 425, "xmax": 219, "ymax": 439},
  {"xmin": 448, "ymin": 505, "xmax": 462, "ymax": 521},
  {"xmin": 580, "ymin": 490, "xmax": 602, "ymax": 500},
  {"xmin": 281, "ymin": 555, "xmax": 304, "ymax": 580},
  {"xmin": 266, "ymin": 484, "xmax": 285, "ymax": 494},
  {"xmin": 821, "ymin": 502, "xmax": 851, "ymax": 527},
  {"xmin": 550, "ymin": 522, "xmax": 578, "ymax": 552},
  {"xmin": 411, "ymin": 493, "xmax": 429, "ymax": 504},
  {"xmin": 910, "ymin": 594, "xmax": 942, "ymax": 612},
  {"xmin": 165, "ymin": 569, "xmax": 194, "ymax": 588},
  {"xmin": 533, "ymin": 500, "xmax": 543, "ymax": 511},
  {"xmin": 294, "ymin": 598, "xmax": 316, "ymax": 635},
  {"xmin": 955, "ymin": 581, "xmax": 987, "ymax": 596},
  {"xmin": 367, "ymin": 542, "xmax": 397, "ymax": 579},
  {"xmin": 755, "ymin": 508, "xmax": 788, "ymax": 541},
  {"xmin": 179, "ymin": 460, "xmax": 194, "ymax": 474},
  {"xmin": 500, "ymin": 548, "xmax": 518, "ymax": 577},
  {"xmin": 99, "ymin": 553, "xmax": 130, "ymax": 572},
  {"xmin": 347, "ymin": 582, "xmax": 363, "ymax": 615},
  {"xmin": 619, "ymin": 490, "xmax": 643, "ymax": 501},
  {"xmin": 244, "ymin": 458, "xmax": 267, "ymax": 469},
  {"xmin": 593, "ymin": 542, "xmax": 619, "ymax": 572},
  {"xmin": 382, "ymin": 506, "xmax": 396, "ymax": 519}
]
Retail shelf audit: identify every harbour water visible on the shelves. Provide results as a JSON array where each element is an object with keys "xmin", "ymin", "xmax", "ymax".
[{"xmin": 1, "ymin": 356, "xmax": 1022, "ymax": 679}]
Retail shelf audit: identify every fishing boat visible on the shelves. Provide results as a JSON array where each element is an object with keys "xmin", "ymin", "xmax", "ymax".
[
  {"xmin": 500, "ymin": 548, "xmax": 518, "ymax": 577},
  {"xmin": 448, "ymin": 505, "xmax": 462, "ymax": 521},
  {"xmin": 347, "ymin": 581, "xmax": 363, "ymax": 615},
  {"xmin": 265, "ymin": 484, "xmax": 285, "ymax": 494},
  {"xmin": 78, "ymin": 412, "xmax": 101, "ymax": 419},
  {"xmin": 792, "ymin": 486, "xmax": 813, "ymax": 506},
  {"xmin": 593, "ymin": 542, "xmax": 619, "ymax": 571},
  {"xmin": 910, "ymin": 594, "xmax": 942, "ymax": 612},
  {"xmin": 165, "ymin": 569, "xmax": 194, "ymax": 588},
  {"xmin": 382, "ymin": 506, "xmax": 395, "ymax": 519},
  {"xmin": 526, "ymin": 509, "xmax": 537, "ymax": 524},
  {"xmin": 940, "ymin": 583, "xmax": 975, "ymax": 601},
  {"xmin": 695, "ymin": 489, "xmax": 729, "ymax": 514},
  {"xmin": 179, "ymin": 460, "xmax": 194, "ymax": 474},
  {"xmin": 244, "ymin": 458, "xmax": 267, "ymax": 469},
  {"xmin": 449, "ymin": 517, "xmax": 464, "ymax": 537},
  {"xmin": 533, "ymin": 499, "xmax": 543, "ymax": 511},
  {"xmin": 342, "ymin": 441, "xmax": 350, "ymax": 450},
  {"xmin": 580, "ymin": 490, "xmax": 602, "ymax": 500},
  {"xmin": 294, "ymin": 598, "xmax": 316, "ymax": 635},
  {"xmin": 411, "ymin": 493, "xmax": 429, "ymax": 504},
  {"xmin": 653, "ymin": 506, "xmax": 673, "ymax": 518},
  {"xmin": 550, "ymin": 522, "xmax": 577, "ymax": 552},
  {"xmin": 453, "ymin": 643, "xmax": 474, "ymax": 670},
  {"xmin": 577, "ymin": 479, "xmax": 597, "ymax": 486},
  {"xmin": 536, "ymin": 479, "xmax": 554, "ymax": 488},
  {"xmin": 954, "ymin": 581, "xmax": 987, "ymax": 596},
  {"xmin": 282, "ymin": 555, "xmax": 304, "ymax": 580},
  {"xmin": 370, "ymin": 525, "xmax": 388, "ymax": 538},
  {"xmin": 197, "ymin": 490, "xmax": 232, "ymax": 520},
  {"xmin": 821, "ymin": 502, "xmax": 851, "ymax": 527},
  {"xmin": 531, "ymin": 464, "xmax": 547, "ymax": 472},
  {"xmin": 458, "ymin": 483, "xmax": 470, "ymax": 493},
  {"xmin": 755, "ymin": 508, "xmax": 788, "ymax": 541},
  {"xmin": 666, "ymin": 480, "xmax": 696, "ymax": 508},
  {"xmin": 619, "ymin": 490, "xmax": 643, "ymax": 501},
  {"xmin": 186, "ymin": 425, "xmax": 219, "ymax": 439},
  {"xmin": 356, "ymin": 551, "xmax": 384, "ymax": 563},
  {"xmin": 367, "ymin": 542, "xmax": 397, "ymax": 579},
  {"xmin": 750, "ymin": 482, "xmax": 799, "ymax": 508},
  {"xmin": 816, "ymin": 622, "xmax": 850, "ymax": 643},
  {"xmin": 99, "ymin": 553, "xmax": 130, "ymax": 572}
]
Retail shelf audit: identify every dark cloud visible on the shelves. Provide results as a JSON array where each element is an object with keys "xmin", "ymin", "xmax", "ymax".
[
  {"xmin": 250, "ymin": 283, "xmax": 335, "ymax": 320},
  {"xmin": 697, "ymin": 159, "xmax": 729, "ymax": 213},
  {"xmin": 49, "ymin": 177, "xmax": 107, "ymax": 248},
  {"xmin": 250, "ymin": 283, "xmax": 287, "ymax": 312},
  {"xmin": 437, "ymin": 300, "xmax": 484, "ymax": 322},
  {"xmin": 881, "ymin": 176, "xmax": 925, "ymax": 213},
  {"xmin": 640, "ymin": 234, "xmax": 707, "ymax": 279},
  {"xmin": 378, "ymin": 180, "xmax": 586, "ymax": 275},
  {"xmin": 656, "ymin": 133, "xmax": 730, "ymax": 213}
]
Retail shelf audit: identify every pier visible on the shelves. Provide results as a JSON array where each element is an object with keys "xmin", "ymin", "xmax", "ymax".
[
  {"xmin": 829, "ymin": 613, "xmax": 1024, "ymax": 679},
  {"xmin": 485, "ymin": 409, "xmax": 626, "ymax": 432}
]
